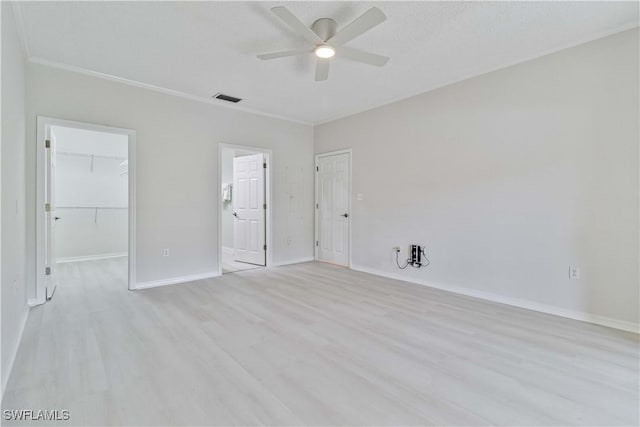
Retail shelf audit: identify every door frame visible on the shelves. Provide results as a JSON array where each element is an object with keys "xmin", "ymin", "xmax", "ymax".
[
  {"xmin": 314, "ymin": 148, "xmax": 352, "ymax": 267},
  {"xmin": 217, "ymin": 143, "xmax": 272, "ymax": 275},
  {"xmin": 36, "ymin": 116, "xmax": 137, "ymax": 303}
]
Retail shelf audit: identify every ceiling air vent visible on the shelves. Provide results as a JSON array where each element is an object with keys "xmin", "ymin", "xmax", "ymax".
[{"xmin": 213, "ymin": 93, "xmax": 242, "ymax": 103}]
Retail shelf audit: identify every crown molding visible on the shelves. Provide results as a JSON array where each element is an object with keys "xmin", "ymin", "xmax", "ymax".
[
  {"xmin": 12, "ymin": 0, "xmax": 637, "ymax": 127},
  {"xmin": 27, "ymin": 57, "xmax": 313, "ymax": 127},
  {"xmin": 12, "ymin": 1, "xmax": 311, "ymax": 125},
  {"xmin": 314, "ymin": 22, "xmax": 639, "ymax": 126}
]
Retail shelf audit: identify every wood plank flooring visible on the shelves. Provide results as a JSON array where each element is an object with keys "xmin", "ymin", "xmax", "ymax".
[
  {"xmin": 222, "ymin": 252, "xmax": 263, "ymax": 274},
  {"xmin": 2, "ymin": 258, "xmax": 638, "ymax": 426}
]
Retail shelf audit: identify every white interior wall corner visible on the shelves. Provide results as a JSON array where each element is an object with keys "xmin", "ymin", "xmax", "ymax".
[
  {"xmin": 314, "ymin": 28, "xmax": 640, "ymax": 328},
  {"xmin": 24, "ymin": 62, "xmax": 315, "ymax": 288}
]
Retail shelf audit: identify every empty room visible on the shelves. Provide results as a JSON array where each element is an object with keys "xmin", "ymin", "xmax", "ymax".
[{"xmin": 1, "ymin": 1, "xmax": 638, "ymax": 426}]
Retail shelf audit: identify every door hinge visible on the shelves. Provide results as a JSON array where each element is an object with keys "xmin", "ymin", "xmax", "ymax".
[
  {"xmin": 263, "ymin": 203, "xmax": 267, "ymax": 210},
  {"xmin": 316, "ymin": 241, "xmax": 319, "ymax": 247},
  {"xmin": 263, "ymin": 162, "xmax": 267, "ymax": 169},
  {"xmin": 263, "ymin": 244, "xmax": 267, "ymax": 250},
  {"xmin": 45, "ymin": 267, "xmax": 51, "ymax": 275},
  {"xmin": 44, "ymin": 203, "xmax": 51, "ymax": 212},
  {"xmin": 45, "ymin": 139, "xmax": 50, "ymax": 148},
  {"xmin": 316, "ymin": 203, "xmax": 319, "ymax": 209},
  {"xmin": 316, "ymin": 166, "xmax": 319, "ymax": 172}
]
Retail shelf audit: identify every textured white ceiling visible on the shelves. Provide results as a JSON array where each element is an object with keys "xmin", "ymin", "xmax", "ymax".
[{"xmin": 17, "ymin": 1, "xmax": 639, "ymax": 124}]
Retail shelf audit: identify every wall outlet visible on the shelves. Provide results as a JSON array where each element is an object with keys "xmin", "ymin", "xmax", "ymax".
[
  {"xmin": 163, "ymin": 248, "xmax": 170, "ymax": 257},
  {"xmin": 569, "ymin": 266, "xmax": 580, "ymax": 279},
  {"xmin": 392, "ymin": 246, "xmax": 401, "ymax": 253}
]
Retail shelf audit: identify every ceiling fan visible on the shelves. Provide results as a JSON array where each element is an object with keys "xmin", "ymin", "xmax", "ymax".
[{"xmin": 257, "ymin": 6, "xmax": 389, "ymax": 81}]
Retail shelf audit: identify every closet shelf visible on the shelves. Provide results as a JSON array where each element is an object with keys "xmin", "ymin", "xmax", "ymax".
[
  {"xmin": 57, "ymin": 151, "xmax": 127, "ymax": 173},
  {"xmin": 56, "ymin": 206, "xmax": 128, "ymax": 210},
  {"xmin": 57, "ymin": 151, "xmax": 127, "ymax": 161},
  {"xmin": 55, "ymin": 206, "xmax": 127, "ymax": 224}
]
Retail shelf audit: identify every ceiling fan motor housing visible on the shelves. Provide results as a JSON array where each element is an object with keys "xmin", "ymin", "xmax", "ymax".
[{"xmin": 312, "ymin": 18, "xmax": 337, "ymax": 42}]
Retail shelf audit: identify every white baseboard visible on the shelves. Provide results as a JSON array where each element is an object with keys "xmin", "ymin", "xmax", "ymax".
[
  {"xmin": 222, "ymin": 246, "xmax": 234, "ymax": 255},
  {"xmin": 134, "ymin": 271, "xmax": 220, "ymax": 290},
  {"xmin": 270, "ymin": 256, "xmax": 315, "ymax": 267},
  {"xmin": 56, "ymin": 252, "xmax": 127, "ymax": 263},
  {"xmin": 1, "ymin": 304, "xmax": 30, "ymax": 399},
  {"xmin": 350, "ymin": 264, "xmax": 639, "ymax": 334}
]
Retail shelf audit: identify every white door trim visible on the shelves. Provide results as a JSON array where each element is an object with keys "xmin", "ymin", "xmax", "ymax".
[
  {"xmin": 217, "ymin": 143, "xmax": 272, "ymax": 275},
  {"xmin": 36, "ymin": 116, "xmax": 137, "ymax": 303},
  {"xmin": 314, "ymin": 148, "xmax": 352, "ymax": 268}
]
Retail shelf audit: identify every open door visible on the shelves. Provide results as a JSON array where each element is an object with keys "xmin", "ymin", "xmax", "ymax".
[
  {"xmin": 232, "ymin": 153, "xmax": 266, "ymax": 266},
  {"xmin": 44, "ymin": 128, "xmax": 58, "ymax": 299}
]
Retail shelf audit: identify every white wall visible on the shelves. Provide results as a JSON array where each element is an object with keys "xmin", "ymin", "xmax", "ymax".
[
  {"xmin": 26, "ymin": 62, "xmax": 314, "ymax": 290},
  {"xmin": 54, "ymin": 127, "xmax": 128, "ymax": 260},
  {"xmin": 315, "ymin": 29, "xmax": 639, "ymax": 329},
  {"xmin": 1, "ymin": 2, "xmax": 30, "ymax": 396}
]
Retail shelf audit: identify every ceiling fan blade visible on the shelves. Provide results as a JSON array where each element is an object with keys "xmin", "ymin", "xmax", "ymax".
[
  {"xmin": 257, "ymin": 48, "xmax": 313, "ymax": 60},
  {"xmin": 327, "ymin": 7, "xmax": 386, "ymax": 47},
  {"xmin": 338, "ymin": 47, "xmax": 389, "ymax": 67},
  {"xmin": 271, "ymin": 6, "xmax": 323, "ymax": 45},
  {"xmin": 315, "ymin": 59, "xmax": 330, "ymax": 81}
]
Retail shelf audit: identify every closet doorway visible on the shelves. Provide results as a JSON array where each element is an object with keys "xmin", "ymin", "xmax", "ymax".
[
  {"xmin": 218, "ymin": 144, "xmax": 272, "ymax": 274},
  {"xmin": 36, "ymin": 117, "xmax": 136, "ymax": 304}
]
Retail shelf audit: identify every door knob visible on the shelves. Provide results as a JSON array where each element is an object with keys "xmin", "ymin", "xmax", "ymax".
[
  {"xmin": 233, "ymin": 212, "xmax": 239, "ymax": 218},
  {"xmin": 54, "ymin": 216, "xmax": 61, "ymax": 221},
  {"xmin": 341, "ymin": 213, "xmax": 349, "ymax": 218}
]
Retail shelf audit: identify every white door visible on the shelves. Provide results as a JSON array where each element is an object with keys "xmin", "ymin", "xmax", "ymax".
[
  {"xmin": 317, "ymin": 152, "xmax": 350, "ymax": 266},
  {"xmin": 44, "ymin": 129, "xmax": 58, "ymax": 299},
  {"xmin": 233, "ymin": 153, "xmax": 266, "ymax": 265}
]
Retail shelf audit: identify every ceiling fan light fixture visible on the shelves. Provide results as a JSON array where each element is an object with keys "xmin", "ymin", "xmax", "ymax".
[
  {"xmin": 315, "ymin": 45, "xmax": 335, "ymax": 59},
  {"xmin": 258, "ymin": 6, "xmax": 388, "ymax": 80}
]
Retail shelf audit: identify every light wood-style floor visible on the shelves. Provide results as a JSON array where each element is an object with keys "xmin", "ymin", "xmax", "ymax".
[
  {"xmin": 2, "ymin": 258, "xmax": 638, "ymax": 426},
  {"xmin": 221, "ymin": 251, "xmax": 263, "ymax": 274}
]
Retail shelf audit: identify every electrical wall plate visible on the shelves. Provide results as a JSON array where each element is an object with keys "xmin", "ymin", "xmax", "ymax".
[{"xmin": 569, "ymin": 266, "xmax": 580, "ymax": 279}]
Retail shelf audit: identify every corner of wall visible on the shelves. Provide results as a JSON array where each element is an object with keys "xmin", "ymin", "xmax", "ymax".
[
  {"xmin": 1, "ymin": 0, "xmax": 31, "ymax": 401},
  {"xmin": 1, "ymin": 304, "xmax": 30, "ymax": 399}
]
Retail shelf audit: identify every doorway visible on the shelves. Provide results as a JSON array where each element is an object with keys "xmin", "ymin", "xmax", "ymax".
[
  {"xmin": 36, "ymin": 117, "xmax": 136, "ymax": 304},
  {"xmin": 218, "ymin": 144, "xmax": 271, "ymax": 274},
  {"xmin": 315, "ymin": 149, "xmax": 351, "ymax": 267}
]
